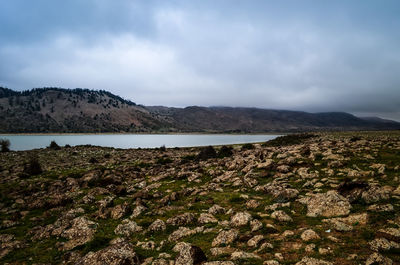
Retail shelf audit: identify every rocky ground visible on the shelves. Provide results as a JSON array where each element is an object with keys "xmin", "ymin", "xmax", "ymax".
[{"xmin": 0, "ymin": 132, "xmax": 400, "ymax": 265}]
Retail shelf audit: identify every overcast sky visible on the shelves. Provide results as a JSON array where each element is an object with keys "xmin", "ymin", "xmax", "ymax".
[{"xmin": 1, "ymin": 1, "xmax": 400, "ymax": 120}]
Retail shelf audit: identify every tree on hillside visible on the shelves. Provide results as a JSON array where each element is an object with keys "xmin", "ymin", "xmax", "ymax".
[{"xmin": 0, "ymin": 139, "xmax": 10, "ymax": 152}]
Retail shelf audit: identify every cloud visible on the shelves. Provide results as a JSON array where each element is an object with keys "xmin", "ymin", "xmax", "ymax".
[{"xmin": 1, "ymin": 0, "xmax": 400, "ymax": 120}]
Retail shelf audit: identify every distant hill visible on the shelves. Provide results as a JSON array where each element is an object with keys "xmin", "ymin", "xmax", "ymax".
[
  {"xmin": 1, "ymin": 87, "xmax": 399, "ymax": 133},
  {"xmin": 0, "ymin": 87, "xmax": 168, "ymax": 133}
]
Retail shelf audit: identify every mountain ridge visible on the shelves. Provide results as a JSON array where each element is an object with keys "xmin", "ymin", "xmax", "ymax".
[{"xmin": 1, "ymin": 87, "xmax": 399, "ymax": 133}]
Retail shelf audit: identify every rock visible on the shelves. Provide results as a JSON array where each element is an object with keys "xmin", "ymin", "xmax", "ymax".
[
  {"xmin": 256, "ymin": 181, "xmax": 299, "ymax": 201},
  {"xmin": 110, "ymin": 202, "xmax": 130, "ymax": 219},
  {"xmin": 328, "ymin": 220, "xmax": 353, "ymax": 232},
  {"xmin": 198, "ymin": 213, "xmax": 218, "ymax": 224},
  {"xmin": 305, "ymin": 244, "xmax": 316, "ymax": 253},
  {"xmin": 295, "ymin": 257, "xmax": 333, "ymax": 265},
  {"xmin": 202, "ymin": 261, "xmax": 235, "ymax": 265},
  {"xmin": 168, "ymin": 227, "xmax": 202, "ymax": 242},
  {"xmin": 61, "ymin": 216, "xmax": 98, "ymax": 251},
  {"xmin": 301, "ymin": 229, "xmax": 320, "ymax": 242},
  {"xmin": 264, "ymin": 260, "xmax": 280, "ymax": 265},
  {"xmin": 208, "ymin": 205, "xmax": 226, "ymax": 215},
  {"xmin": 77, "ymin": 242, "xmax": 140, "ymax": 265},
  {"xmin": 151, "ymin": 258, "xmax": 169, "ymax": 265},
  {"xmin": 362, "ymin": 185, "xmax": 392, "ymax": 204},
  {"xmin": 166, "ymin": 213, "xmax": 196, "ymax": 226},
  {"xmin": 378, "ymin": 227, "xmax": 400, "ymax": 240},
  {"xmin": 369, "ymin": 237, "xmax": 400, "ymax": 251},
  {"xmin": 277, "ymin": 164, "xmax": 290, "ymax": 173},
  {"xmin": 271, "ymin": 210, "xmax": 293, "ymax": 222},
  {"xmin": 265, "ymin": 202, "xmax": 291, "ymax": 211},
  {"xmin": 327, "ymin": 213, "xmax": 368, "ymax": 225},
  {"xmin": 148, "ymin": 219, "xmax": 166, "ymax": 232},
  {"xmin": 318, "ymin": 247, "xmax": 333, "ymax": 255},
  {"xmin": 250, "ymin": 219, "xmax": 263, "ymax": 232},
  {"xmin": 131, "ymin": 205, "xmax": 147, "ymax": 218},
  {"xmin": 337, "ymin": 180, "xmax": 368, "ymax": 202},
  {"xmin": 210, "ymin": 247, "xmax": 236, "ymax": 256},
  {"xmin": 247, "ymin": 235, "xmax": 264, "ymax": 248},
  {"xmin": 246, "ymin": 199, "xmax": 260, "ymax": 209},
  {"xmin": 257, "ymin": 159, "xmax": 274, "ymax": 169},
  {"xmin": 173, "ymin": 242, "xmax": 191, "ymax": 253},
  {"xmin": 230, "ymin": 212, "xmax": 252, "ymax": 227},
  {"xmin": 114, "ymin": 219, "xmax": 143, "ymax": 237},
  {"xmin": 393, "ymin": 185, "xmax": 400, "ymax": 196},
  {"xmin": 137, "ymin": 240, "xmax": 156, "ymax": 250},
  {"xmin": 0, "ymin": 234, "xmax": 22, "ymax": 259},
  {"xmin": 231, "ymin": 251, "xmax": 261, "ymax": 260},
  {"xmin": 212, "ymin": 229, "xmax": 239, "ymax": 247},
  {"xmin": 365, "ymin": 252, "xmax": 393, "ymax": 265},
  {"xmin": 175, "ymin": 243, "xmax": 207, "ymax": 265},
  {"xmin": 368, "ymin": 204, "xmax": 394, "ymax": 212},
  {"xmin": 298, "ymin": 191, "xmax": 351, "ymax": 217},
  {"xmin": 256, "ymin": 242, "xmax": 274, "ymax": 253}
]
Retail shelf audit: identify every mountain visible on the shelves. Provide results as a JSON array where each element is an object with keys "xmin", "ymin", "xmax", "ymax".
[
  {"xmin": 0, "ymin": 87, "xmax": 168, "ymax": 133},
  {"xmin": 1, "ymin": 87, "xmax": 399, "ymax": 133}
]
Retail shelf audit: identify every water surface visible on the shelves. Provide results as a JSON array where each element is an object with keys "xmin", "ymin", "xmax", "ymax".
[{"xmin": 1, "ymin": 134, "xmax": 280, "ymax": 151}]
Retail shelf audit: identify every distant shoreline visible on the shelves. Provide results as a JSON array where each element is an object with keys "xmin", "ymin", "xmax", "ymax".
[{"xmin": 0, "ymin": 132, "xmax": 286, "ymax": 136}]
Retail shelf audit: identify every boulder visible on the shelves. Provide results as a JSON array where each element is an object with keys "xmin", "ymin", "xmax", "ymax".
[
  {"xmin": 61, "ymin": 216, "xmax": 97, "ymax": 251},
  {"xmin": 301, "ymin": 229, "xmax": 320, "ymax": 242},
  {"xmin": 230, "ymin": 212, "xmax": 252, "ymax": 227},
  {"xmin": 114, "ymin": 219, "xmax": 142, "ymax": 237},
  {"xmin": 77, "ymin": 242, "xmax": 140, "ymax": 265},
  {"xmin": 298, "ymin": 191, "xmax": 351, "ymax": 217},
  {"xmin": 148, "ymin": 219, "xmax": 166, "ymax": 232},
  {"xmin": 175, "ymin": 244, "xmax": 207, "ymax": 265},
  {"xmin": 212, "ymin": 229, "xmax": 239, "ymax": 247}
]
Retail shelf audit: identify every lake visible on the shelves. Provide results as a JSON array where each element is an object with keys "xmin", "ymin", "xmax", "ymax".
[{"xmin": 0, "ymin": 134, "xmax": 281, "ymax": 151}]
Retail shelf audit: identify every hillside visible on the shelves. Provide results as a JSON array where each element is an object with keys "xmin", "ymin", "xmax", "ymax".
[
  {"xmin": 0, "ymin": 88, "xmax": 169, "ymax": 133},
  {"xmin": 1, "ymin": 87, "xmax": 400, "ymax": 133},
  {"xmin": 0, "ymin": 132, "xmax": 399, "ymax": 264}
]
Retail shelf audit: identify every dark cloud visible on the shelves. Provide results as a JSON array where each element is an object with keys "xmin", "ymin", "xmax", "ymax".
[{"xmin": 1, "ymin": 0, "xmax": 400, "ymax": 120}]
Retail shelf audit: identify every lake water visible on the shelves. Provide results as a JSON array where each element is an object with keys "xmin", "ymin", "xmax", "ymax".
[{"xmin": 1, "ymin": 134, "xmax": 281, "ymax": 151}]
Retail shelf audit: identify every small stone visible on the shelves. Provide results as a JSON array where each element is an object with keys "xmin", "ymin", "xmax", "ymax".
[
  {"xmin": 230, "ymin": 212, "xmax": 252, "ymax": 227},
  {"xmin": 148, "ymin": 219, "xmax": 166, "ymax": 232},
  {"xmin": 365, "ymin": 252, "xmax": 393, "ymax": 265},
  {"xmin": 250, "ymin": 219, "xmax": 263, "ymax": 232},
  {"xmin": 212, "ymin": 229, "xmax": 239, "ymax": 247},
  {"xmin": 295, "ymin": 257, "xmax": 333, "ymax": 265},
  {"xmin": 114, "ymin": 219, "xmax": 143, "ymax": 237},
  {"xmin": 301, "ymin": 229, "xmax": 320, "ymax": 242},
  {"xmin": 175, "ymin": 244, "xmax": 207, "ymax": 265},
  {"xmin": 198, "ymin": 213, "xmax": 218, "ymax": 224},
  {"xmin": 271, "ymin": 210, "xmax": 293, "ymax": 222},
  {"xmin": 247, "ymin": 235, "xmax": 264, "ymax": 248},
  {"xmin": 208, "ymin": 205, "xmax": 226, "ymax": 215},
  {"xmin": 231, "ymin": 251, "xmax": 261, "ymax": 260},
  {"xmin": 77, "ymin": 242, "xmax": 140, "ymax": 265}
]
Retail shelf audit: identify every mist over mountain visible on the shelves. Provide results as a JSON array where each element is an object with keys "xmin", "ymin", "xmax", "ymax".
[{"xmin": 1, "ymin": 87, "xmax": 399, "ymax": 133}]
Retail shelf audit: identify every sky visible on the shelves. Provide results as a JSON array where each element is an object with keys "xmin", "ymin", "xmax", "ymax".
[{"xmin": 1, "ymin": 0, "xmax": 400, "ymax": 121}]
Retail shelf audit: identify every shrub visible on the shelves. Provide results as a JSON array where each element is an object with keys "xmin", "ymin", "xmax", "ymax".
[
  {"xmin": 0, "ymin": 139, "xmax": 10, "ymax": 152},
  {"xmin": 23, "ymin": 155, "xmax": 43, "ymax": 175},
  {"xmin": 159, "ymin": 145, "xmax": 166, "ymax": 152},
  {"xmin": 157, "ymin": 156, "xmax": 173, "ymax": 165},
  {"xmin": 49, "ymin": 140, "xmax": 61, "ymax": 150},
  {"xmin": 264, "ymin": 133, "xmax": 316, "ymax": 147},
  {"xmin": 350, "ymin": 136, "xmax": 362, "ymax": 142},
  {"xmin": 197, "ymin": 146, "xmax": 217, "ymax": 160},
  {"xmin": 217, "ymin": 145, "xmax": 233, "ymax": 158},
  {"xmin": 181, "ymin": 154, "xmax": 196, "ymax": 163},
  {"xmin": 89, "ymin": 157, "xmax": 98, "ymax": 163},
  {"xmin": 241, "ymin": 143, "xmax": 255, "ymax": 150}
]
